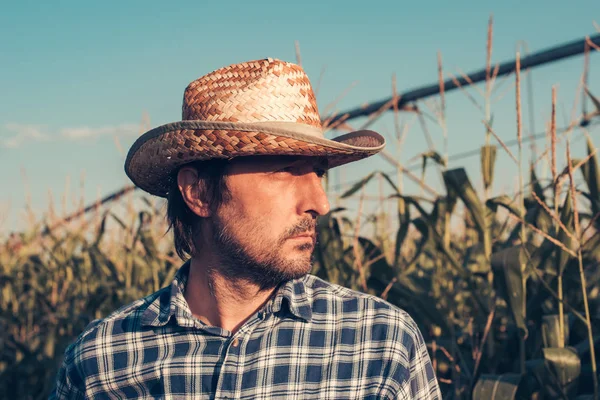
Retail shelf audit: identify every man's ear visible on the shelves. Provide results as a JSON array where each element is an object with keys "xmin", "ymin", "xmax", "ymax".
[{"xmin": 177, "ymin": 166, "xmax": 211, "ymax": 217}]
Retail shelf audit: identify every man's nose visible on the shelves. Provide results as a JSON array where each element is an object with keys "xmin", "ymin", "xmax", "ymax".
[{"xmin": 298, "ymin": 172, "xmax": 330, "ymax": 217}]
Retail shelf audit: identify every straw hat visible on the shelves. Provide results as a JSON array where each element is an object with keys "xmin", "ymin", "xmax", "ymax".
[{"xmin": 125, "ymin": 58, "xmax": 385, "ymax": 197}]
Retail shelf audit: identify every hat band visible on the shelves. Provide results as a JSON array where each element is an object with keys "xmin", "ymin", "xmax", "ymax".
[{"xmin": 180, "ymin": 120, "xmax": 324, "ymax": 139}]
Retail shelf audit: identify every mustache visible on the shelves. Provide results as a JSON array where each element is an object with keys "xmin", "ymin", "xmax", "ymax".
[{"xmin": 284, "ymin": 218, "xmax": 317, "ymax": 238}]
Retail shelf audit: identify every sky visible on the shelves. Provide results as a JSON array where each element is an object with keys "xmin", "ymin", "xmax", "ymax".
[{"xmin": 1, "ymin": 0, "xmax": 599, "ymax": 235}]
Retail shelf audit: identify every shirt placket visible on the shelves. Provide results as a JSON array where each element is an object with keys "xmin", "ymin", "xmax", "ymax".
[{"xmin": 213, "ymin": 315, "xmax": 263, "ymax": 399}]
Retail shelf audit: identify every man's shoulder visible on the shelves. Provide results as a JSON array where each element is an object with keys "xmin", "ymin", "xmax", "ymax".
[
  {"xmin": 302, "ymin": 274, "xmax": 422, "ymax": 335},
  {"xmin": 303, "ymin": 273, "xmax": 410, "ymax": 314},
  {"xmin": 64, "ymin": 286, "xmax": 168, "ymax": 359},
  {"xmin": 301, "ymin": 275, "xmax": 438, "ymax": 395}
]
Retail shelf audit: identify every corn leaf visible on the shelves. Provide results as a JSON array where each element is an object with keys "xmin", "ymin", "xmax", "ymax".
[
  {"xmin": 444, "ymin": 168, "xmax": 491, "ymax": 257},
  {"xmin": 530, "ymin": 167, "xmax": 546, "ymax": 204},
  {"xmin": 582, "ymin": 232, "xmax": 600, "ymax": 260},
  {"xmin": 314, "ymin": 208, "xmax": 354, "ymax": 284},
  {"xmin": 340, "ymin": 172, "xmax": 376, "ymax": 199},
  {"xmin": 110, "ymin": 212, "xmax": 127, "ymax": 230},
  {"xmin": 356, "ymin": 237, "xmax": 388, "ymax": 282},
  {"xmin": 393, "ymin": 198, "xmax": 411, "ymax": 269},
  {"xmin": 481, "ymin": 144, "xmax": 497, "ymax": 191},
  {"xmin": 367, "ymin": 268, "xmax": 451, "ymax": 333},
  {"xmin": 586, "ymin": 88, "xmax": 600, "ymax": 113},
  {"xmin": 419, "ymin": 150, "xmax": 447, "ymax": 177},
  {"xmin": 578, "ymin": 135, "xmax": 600, "ymax": 217},
  {"xmin": 379, "ymin": 171, "xmax": 400, "ymax": 194},
  {"xmin": 463, "ymin": 243, "xmax": 490, "ymax": 274},
  {"xmin": 420, "ymin": 150, "xmax": 447, "ymax": 167},
  {"xmin": 542, "ymin": 347, "xmax": 581, "ymax": 398},
  {"xmin": 486, "ymin": 195, "xmax": 522, "ymax": 219},
  {"xmin": 473, "ymin": 373, "xmax": 522, "ymax": 400},
  {"xmin": 93, "ymin": 211, "xmax": 109, "ymax": 247},
  {"xmin": 556, "ymin": 190, "xmax": 574, "ymax": 276},
  {"xmin": 398, "ymin": 217, "xmax": 430, "ymax": 276},
  {"xmin": 542, "ymin": 314, "xmax": 570, "ymax": 349},
  {"xmin": 491, "ymin": 244, "xmax": 535, "ymax": 337}
]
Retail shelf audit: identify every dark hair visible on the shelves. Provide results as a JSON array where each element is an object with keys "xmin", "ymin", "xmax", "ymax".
[{"xmin": 166, "ymin": 159, "xmax": 230, "ymax": 260}]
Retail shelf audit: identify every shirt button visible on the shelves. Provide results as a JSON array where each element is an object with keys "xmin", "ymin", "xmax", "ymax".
[{"xmin": 232, "ymin": 337, "xmax": 240, "ymax": 347}]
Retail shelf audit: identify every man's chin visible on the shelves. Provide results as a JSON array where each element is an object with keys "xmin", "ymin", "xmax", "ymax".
[
  {"xmin": 280, "ymin": 269, "xmax": 310, "ymax": 283},
  {"xmin": 270, "ymin": 256, "xmax": 312, "ymax": 279},
  {"xmin": 284, "ymin": 239, "xmax": 315, "ymax": 252}
]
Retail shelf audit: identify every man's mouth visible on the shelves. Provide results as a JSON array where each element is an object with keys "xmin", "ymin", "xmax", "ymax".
[{"xmin": 289, "ymin": 231, "xmax": 316, "ymax": 240}]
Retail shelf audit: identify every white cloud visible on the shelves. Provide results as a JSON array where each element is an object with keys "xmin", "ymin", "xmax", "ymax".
[
  {"xmin": 1, "ymin": 122, "xmax": 140, "ymax": 148},
  {"xmin": 1, "ymin": 123, "xmax": 49, "ymax": 148},
  {"xmin": 60, "ymin": 123, "xmax": 139, "ymax": 140}
]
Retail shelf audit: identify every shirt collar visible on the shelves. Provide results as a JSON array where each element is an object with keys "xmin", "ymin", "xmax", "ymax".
[
  {"xmin": 270, "ymin": 277, "xmax": 313, "ymax": 322},
  {"xmin": 140, "ymin": 261, "xmax": 194, "ymax": 328},
  {"xmin": 141, "ymin": 262, "xmax": 313, "ymax": 328}
]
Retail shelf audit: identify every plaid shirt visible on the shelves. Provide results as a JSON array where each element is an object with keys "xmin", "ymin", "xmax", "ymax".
[{"xmin": 50, "ymin": 263, "xmax": 441, "ymax": 399}]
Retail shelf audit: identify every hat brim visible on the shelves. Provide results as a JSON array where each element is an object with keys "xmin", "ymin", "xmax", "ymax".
[{"xmin": 125, "ymin": 120, "xmax": 385, "ymax": 197}]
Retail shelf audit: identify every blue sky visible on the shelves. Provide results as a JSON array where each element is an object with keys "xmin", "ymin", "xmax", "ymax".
[{"xmin": 1, "ymin": 0, "xmax": 599, "ymax": 234}]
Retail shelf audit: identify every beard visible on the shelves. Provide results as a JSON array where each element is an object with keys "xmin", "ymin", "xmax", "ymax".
[{"xmin": 209, "ymin": 215, "xmax": 317, "ymax": 291}]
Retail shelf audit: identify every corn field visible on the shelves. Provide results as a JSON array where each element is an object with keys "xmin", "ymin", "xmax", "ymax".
[{"xmin": 2, "ymin": 21, "xmax": 600, "ymax": 400}]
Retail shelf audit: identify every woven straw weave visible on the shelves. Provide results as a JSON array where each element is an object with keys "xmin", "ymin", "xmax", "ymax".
[
  {"xmin": 183, "ymin": 59, "xmax": 321, "ymax": 127},
  {"xmin": 125, "ymin": 58, "xmax": 384, "ymax": 197}
]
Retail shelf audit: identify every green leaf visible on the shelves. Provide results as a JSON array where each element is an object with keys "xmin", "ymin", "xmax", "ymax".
[
  {"xmin": 585, "ymin": 87, "xmax": 600, "ymax": 114},
  {"xmin": 472, "ymin": 373, "xmax": 522, "ymax": 400},
  {"xmin": 573, "ymin": 335, "xmax": 600, "ymax": 358},
  {"xmin": 378, "ymin": 170, "xmax": 409, "ymax": 269},
  {"xmin": 398, "ymin": 217, "xmax": 430, "ymax": 276},
  {"xmin": 367, "ymin": 267, "xmax": 451, "ymax": 333},
  {"xmin": 110, "ymin": 212, "xmax": 127, "ymax": 230},
  {"xmin": 481, "ymin": 144, "xmax": 497, "ymax": 191},
  {"xmin": 542, "ymin": 314, "xmax": 570, "ymax": 349},
  {"xmin": 357, "ymin": 236, "xmax": 389, "ymax": 283},
  {"xmin": 379, "ymin": 171, "xmax": 400, "ymax": 194},
  {"xmin": 430, "ymin": 197, "xmax": 457, "ymax": 230},
  {"xmin": 463, "ymin": 243, "xmax": 490, "ymax": 274},
  {"xmin": 491, "ymin": 244, "xmax": 535, "ymax": 337},
  {"xmin": 389, "ymin": 195, "xmax": 461, "ymax": 270},
  {"xmin": 486, "ymin": 195, "xmax": 522, "ymax": 218},
  {"xmin": 582, "ymin": 232, "xmax": 600, "ymax": 259},
  {"xmin": 534, "ymin": 203, "xmax": 555, "ymax": 238},
  {"xmin": 393, "ymin": 195, "xmax": 410, "ymax": 269},
  {"xmin": 556, "ymin": 190, "xmax": 574, "ymax": 276},
  {"xmin": 87, "ymin": 244, "xmax": 121, "ymax": 283},
  {"xmin": 422, "ymin": 150, "xmax": 447, "ymax": 167},
  {"xmin": 417, "ymin": 151, "xmax": 447, "ymax": 177},
  {"xmin": 443, "ymin": 168, "xmax": 491, "ymax": 257},
  {"xmin": 340, "ymin": 171, "xmax": 376, "ymax": 198},
  {"xmin": 579, "ymin": 135, "xmax": 600, "ymax": 217},
  {"xmin": 530, "ymin": 167, "xmax": 546, "ymax": 204},
  {"xmin": 542, "ymin": 347, "xmax": 581, "ymax": 398},
  {"xmin": 314, "ymin": 208, "xmax": 354, "ymax": 285},
  {"xmin": 43, "ymin": 329, "xmax": 56, "ymax": 359},
  {"xmin": 93, "ymin": 211, "xmax": 109, "ymax": 247}
]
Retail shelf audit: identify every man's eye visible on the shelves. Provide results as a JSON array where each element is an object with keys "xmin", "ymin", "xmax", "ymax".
[
  {"xmin": 275, "ymin": 166, "xmax": 326, "ymax": 177},
  {"xmin": 315, "ymin": 168, "xmax": 327, "ymax": 178}
]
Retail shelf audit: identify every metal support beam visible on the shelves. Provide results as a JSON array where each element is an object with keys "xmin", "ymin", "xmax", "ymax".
[{"xmin": 325, "ymin": 34, "xmax": 600, "ymax": 126}]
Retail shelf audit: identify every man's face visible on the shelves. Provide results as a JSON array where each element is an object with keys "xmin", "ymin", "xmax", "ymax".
[{"xmin": 209, "ymin": 156, "xmax": 331, "ymax": 290}]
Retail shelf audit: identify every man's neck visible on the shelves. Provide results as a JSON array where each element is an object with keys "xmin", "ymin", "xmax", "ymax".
[{"xmin": 184, "ymin": 257, "xmax": 277, "ymax": 334}]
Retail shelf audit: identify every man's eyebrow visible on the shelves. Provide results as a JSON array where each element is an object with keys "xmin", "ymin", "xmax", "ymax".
[
  {"xmin": 311, "ymin": 158, "xmax": 329, "ymax": 170},
  {"xmin": 288, "ymin": 158, "xmax": 329, "ymax": 169}
]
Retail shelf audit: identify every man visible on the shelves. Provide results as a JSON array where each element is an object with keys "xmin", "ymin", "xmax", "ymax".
[{"xmin": 51, "ymin": 58, "xmax": 441, "ymax": 399}]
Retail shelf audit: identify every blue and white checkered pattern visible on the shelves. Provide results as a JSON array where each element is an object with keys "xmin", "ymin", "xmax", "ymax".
[{"xmin": 50, "ymin": 263, "xmax": 441, "ymax": 399}]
